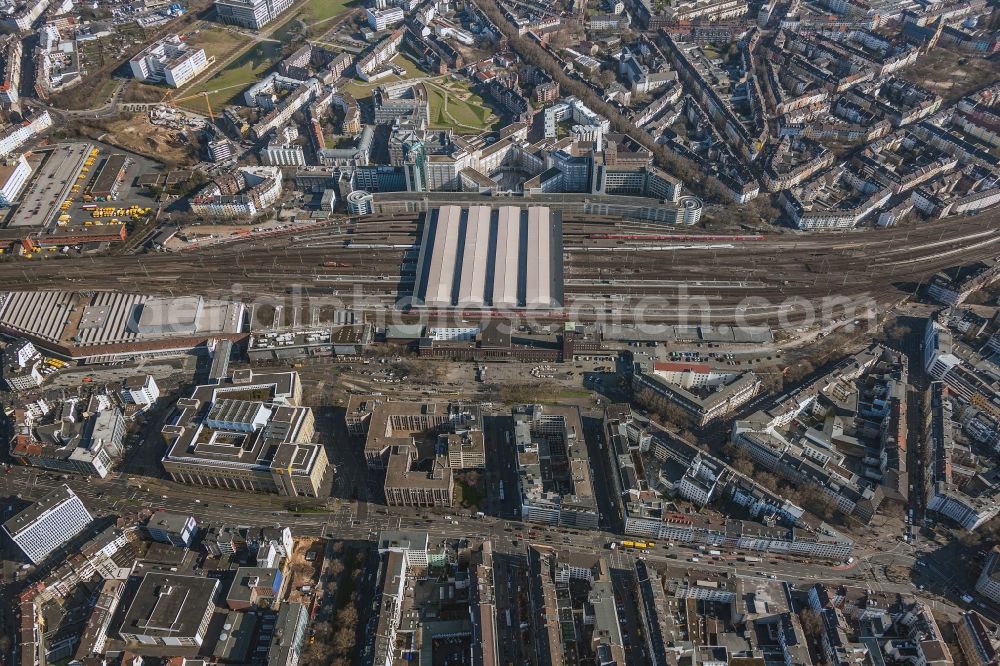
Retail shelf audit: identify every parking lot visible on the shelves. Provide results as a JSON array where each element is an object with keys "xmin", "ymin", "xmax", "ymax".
[
  {"xmin": 60, "ymin": 142, "xmax": 162, "ymax": 226},
  {"xmin": 0, "ymin": 140, "xmax": 163, "ymax": 252}
]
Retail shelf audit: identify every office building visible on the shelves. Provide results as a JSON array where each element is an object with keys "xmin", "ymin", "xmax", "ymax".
[
  {"xmin": 371, "ymin": 549, "xmax": 408, "ymax": 666},
  {"xmin": 444, "ymin": 431, "xmax": 486, "ymax": 469},
  {"xmin": 226, "ymin": 566, "xmax": 283, "ymax": 609},
  {"xmin": 367, "ymin": 6, "xmax": 405, "ymax": 30},
  {"xmin": 10, "ymin": 398, "xmax": 127, "ymax": 478},
  {"xmin": 118, "ymin": 572, "xmax": 219, "ymax": 647},
  {"xmin": 347, "ymin": 189, "xmax": 374, "ymax": 215},
  {"xmin": 120, "ymin": 374, "xmax": 160, "ymax": 407},
  {"xmin": 214, "ymin": 0, "xmax": 294, "ymax": 29},
  {"xmin": 924, "ymin": 318, "xmax": 962, "ymax": 380},
  {"xmin": 2, "ymin": 337, "xmax": 43, "ymax": 391},
  {"xmin": 345, "ymin": 395, "xmax": 482, "ymax": 467},
  {"xmin": 144, "ymin": 511, "xmax": 198, "ymax": 548},
  {"xmin": 377, "ymin": 530, "xmax": 432, "ymax": 568},
  {"xmin": 633, "ymin": 359, "xmax": 762, "ymax": 426},
  {"xmin": 3, "ymin": 484, "xmax": 93, "ymax": 564},
  {"xmin": 129, "ymin": 35, "xmax": 208, "ymax": 88},
  {"xmin": 267, "ymin": 602, "xmax": 309, "ymax": 666},
  {"xmin": 976, "ymin": 547, "xmax": 1000, "ymax": 603},
  {"xmin": 956, "ymin": 612, "xmax": 999, "ymax": 666},
  {"xmin": 207, "ymin": 138, "xmax": 235, "ymax": 162},
  {"xmin": 383, "ymin": 445, "xmax": 454, "ymax": 507},
  {"xmin": 261, "ymin": 141, "xmax": 306, "ymax": 167},
  {"xmin": 0, "ymin": 0, "xmax": 48, "ymax": 33},
  {"xmin": 161, "ymin": 370, "xmax": 329, "ymax": 497},
  {"xmin": 373, "ymin": 82, "xmax": 430, "ymax": 126},
  {"xmin": 0, "ymin": 110, "xmax": 52, "ymax": 159},
  {"xmin": 189, "ymin": 166, "xmax": 283, "ymax": 219},
  {"xmin": 513, "ymin": 404, "xmax": 599, "ymax": 528}
]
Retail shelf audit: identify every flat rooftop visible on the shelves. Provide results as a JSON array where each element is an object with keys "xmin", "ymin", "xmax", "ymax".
[
  {"xmin": 7, "ymin": 143, "xmax": 91, "ymax": 230},
  {"xmin": 161, "ymin": 371, "xmax": 326, "ymax": 487},
  {"xmin": 346, "ymin": 395, "xmax": 482, "ymax": 460},
  {"xmin": 0, "ymin": 290, "xmax": 246, "ymax": 358},
  {"xmin": 3, "ymin": 484, "xmax": 88, "ymax": 536},
  {"xmin": 119, "ymin": 572, "xmax": 219, "ymax": 640}
]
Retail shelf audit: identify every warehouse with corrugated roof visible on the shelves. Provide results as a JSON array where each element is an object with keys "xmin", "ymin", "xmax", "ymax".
[
  {"xmin": 412, "ymin": 205, "xmax": 563, "ymax": 309},
  {"xmin": 0, "ymin": 290, "xmax": 247, "ymax": 361}
]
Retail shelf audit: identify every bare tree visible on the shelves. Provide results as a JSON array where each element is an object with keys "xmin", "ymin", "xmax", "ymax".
[
  {"xmin": 329, "ymin": 559, "xmax": 345, "ymax": 578},
  {"xmin": 755, "ymin": 364, "xmax": 784, "ymax": 394},
  {"xmin": 784, "ymin": 360, "xmax": 815, "ymax": 384},
  {"xmin": 337, "ymin": 605, "xmax": 359, "ymax": 626},
  {"xmin": 301, "ymin": 640, "xmax": 334, "ymax": 665},
  {"xmin": 886, "ymin": 324, "xmax": 911, "ymax": 342},
  {"xmin": 333, "ymin": 626, "xmax": 356, "ymax": 654},
  {"xmin": 656, "ymin": 403, "xmax": 694, "ymax": 430},
  {"xmin": 799, "ymin": 608, "xmax": 824, "ymax": 644}
]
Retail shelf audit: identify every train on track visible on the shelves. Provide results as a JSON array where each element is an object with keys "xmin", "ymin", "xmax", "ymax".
[{"xmin": 586, "ymin": 233, "xmax": 765, "ymax": 241}]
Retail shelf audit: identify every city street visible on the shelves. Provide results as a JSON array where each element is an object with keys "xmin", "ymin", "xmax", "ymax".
[{"xmin": 0, "ymin": 464, "xmax": 940, "ymax": 599}]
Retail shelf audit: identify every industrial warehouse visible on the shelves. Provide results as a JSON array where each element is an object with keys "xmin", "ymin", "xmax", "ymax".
[
  {"xmin": 412, "ymin": 205, "xmax": 564, "ymax": 310},
  {"xmin": 0, "ymin": 291, "xmax": 247, "ymax": 362}
]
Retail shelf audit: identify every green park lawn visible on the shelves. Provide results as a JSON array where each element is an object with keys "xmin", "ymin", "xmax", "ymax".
[{"xmin": 178, "ymin": 41, "xmax": 284, "ymax": 114}]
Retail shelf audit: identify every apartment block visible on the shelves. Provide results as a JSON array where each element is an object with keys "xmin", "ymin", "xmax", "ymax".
[
  {"xmin": 3, "ymin": 484, "xmax": 92, "ymax": 564},
  {"xmin": 514, "ymin": 404, "xmax": 599, "ymax": 528}
]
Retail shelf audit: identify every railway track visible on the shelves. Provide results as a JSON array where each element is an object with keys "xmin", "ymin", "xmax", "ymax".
[{"xmin": 0, "ymin": 213, "xmax": 996, "ymax": 325}]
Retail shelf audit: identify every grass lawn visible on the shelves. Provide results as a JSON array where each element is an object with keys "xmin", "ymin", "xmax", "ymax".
[
  {"xmin": 178, "ymin": 41, "xmax": 284, "ymax": 114},
  {"xmin": 272, "ymin": 0, "xmax": 358, "ymax": 44},
  {"xmin": 455, "ymin": 479, "xmax": 486, "ymax": 509},
  {"xmin": 340, "ymin": 52, "xmax": 430, "ymax": 100},
  {"xmin": 337, "ymin": 52, "xmax": 493, "ymax": 133},
  {"xmin": 427, "ymin": 83, "xmax": 493, "ymax": 132},
  {"xmin": 899, "ymin": 49, "xmax": 1000, "ymax": 102},
  {"xmin": 95, "ymin": 79, "xmax": 120, "ymax": 103},
  {"xmin": 702, "ymin": 44, "xmax": 721, "ymax": 60},
  {"xmin": 185, "ymin": 25, "xmax": 246, "ymax": 61},
  {"xmin": 56, "ymin": 78, "xmax": 120, "ymax": 111},
  {"xmin": 304, "ymin": 0, "xmax": 359, "ymax": 22},
  {"xmin": 556, "ymin": 389, "xmax": 592, "ymax": 398},
  {"xmin": 285, "ymin": 504, "xmax": 327, "ymax": 513}
]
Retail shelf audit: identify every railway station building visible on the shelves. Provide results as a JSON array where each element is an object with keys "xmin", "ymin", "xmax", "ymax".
[{"xmin": 412, "ymin": 205, "xmax": 564, "ymax": 309}]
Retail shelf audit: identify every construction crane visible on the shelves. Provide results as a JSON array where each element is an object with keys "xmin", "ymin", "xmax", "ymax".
[
  {"xmin": 159, "ymin": 88, "xmax": 215, "ymax": 121},
  {"xmin": 199, "ymin": 91, "xmax": 214, "ymax": 121}
]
